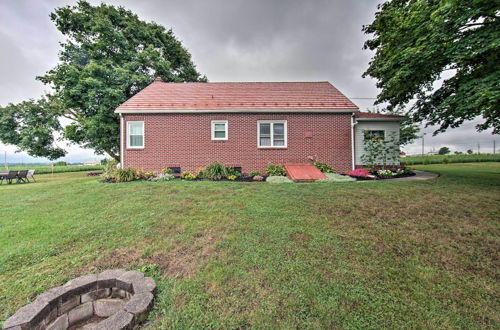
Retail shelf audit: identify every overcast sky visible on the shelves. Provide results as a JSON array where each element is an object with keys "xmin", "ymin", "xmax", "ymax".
[{"xmin": 0, "ymin": 0, "xmax": 497, "ymax": 163}]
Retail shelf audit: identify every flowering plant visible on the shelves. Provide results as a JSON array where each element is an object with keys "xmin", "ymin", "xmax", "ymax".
[{"xmin": 347, "ymin": 168, "xmax": 372, "ymax": 178}]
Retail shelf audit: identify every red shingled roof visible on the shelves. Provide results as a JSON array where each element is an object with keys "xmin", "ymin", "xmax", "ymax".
[
  {"xmin": 115, "ymin": 80, "xmax": 358, "ymax": 112},
  {"xmin": 355, "ymin": 112, "xmax": 405, "ymax": 119}
]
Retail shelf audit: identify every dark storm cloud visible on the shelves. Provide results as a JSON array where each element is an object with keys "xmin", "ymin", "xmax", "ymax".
[{"xmin": 0, "ymin": 0, "xmax": 496, "ymax": 162}]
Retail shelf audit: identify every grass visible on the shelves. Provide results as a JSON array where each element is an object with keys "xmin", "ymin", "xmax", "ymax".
[
  {"xmin": 401, "ymin": 153, "xmax": 500, "ymax": 165},
  {"xmin": 5, "ymin": 164, "xmax": 103, "ymax": 174},
  {"xmin": 1, "ymin": 163, "xmax": 499, "ymax": 329}
]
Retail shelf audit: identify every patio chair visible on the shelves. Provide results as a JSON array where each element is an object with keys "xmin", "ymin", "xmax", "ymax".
[
  {"xmin": 27, "ymin": 169, "xmax": 36, "ymax": 182},
  {"xmin": 2, "ymin": 171, "xmax": 19, "ymax": 184},
  {"xmin": 0, "ymin": 171, "xmax": 8, "ymax": 185},
  {"xmin": 17, "ymin": 170, "xmax": 29, "ymax": 183}
]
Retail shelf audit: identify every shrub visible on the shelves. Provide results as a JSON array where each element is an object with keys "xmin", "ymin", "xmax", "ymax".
[
  {"xmin": 115, "ymin": 168, "xmax": 138, "ymax": 182},
  {"xmin": 102, "ymin": 159, "xmax": 119, "ymax": 180},
  {"xmin": 141, "ymin": 171, "xmax": 157, "ymax": 180},
  {"xmin": 313, "ymin": 161, "xmax": 335, "ymax": 173},
  {"xmin": 226, "ymin": 167, "xmax": 242, "ymax": 178},
  {"xmin": 53, "ymin": 161, "xmax": 67, "ymax": 166},
  {"xmin": 205, "ymin": 161, "xmax": 228, "ymax": 180},
  {"xmin": 266, "ymin": 176, "xmax": 293, "ymax": 184},
  {"xmin": 347, "ymin": 168, "xmax": 372, "ymax": 178},
  {"xmin": 196, "ymin": 168, "xmax": 206, "ymax": 179},
  {"xmin": 443, "ymin": 157, "xmax": 450, "ymax": 164},
  {"xmin": 162, "ymin": 167, "xmax": 172, "ymax": 174},
  {"xmin": 376, "ymin": 169, "xmax": 395, "ymax": 178},
  {"xmin": 265, "ymin": 165, "xmax": 286, "ymax": 176},
  {"xmin": 227, "ymin": 175, "xmax": 237, "ymax": 181},
  {"xmin": 150, "ymin": 173, "xmax": 175, "ymax": 182},
  {"xmin": 253, "ymin": 175, "xmax": 264, "ymax": 181},
  {"xmin": 182, "ymin": 171, "xmax": 196, "ymax": 180},
  {"xmin": 249, "ymin": 171, "xmax": 261, "ymax": 177},
  {"xmin": 317, "ymin": 173, "xmax": 355, "ymax": 183}
]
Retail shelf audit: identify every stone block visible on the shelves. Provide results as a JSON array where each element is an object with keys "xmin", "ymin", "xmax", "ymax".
[
  {"xmin": 91, "ymin": 310, "xmax": 134, "ymax": 330},
  {"xmin": 81, "ymin": 288, "xmax": 111, "ymax": 303},
  {"xmin": 68, "ymin": 301, "xmax": 94, "ymax": 326},
  {"xmin": 97, "ymin": 269, "xmax": 126, "ymax": 289},
  {"xmin": 3, "ymin": 300, "xmax": 50, "ymax": 329},
  {"xmin": 124, "ymin": 292, "xmax": 153, "ymax": 323},
  {"xmin": 58, "ymin": 295, "xmax": 80, "ymax": 315},
  {"xmin": 46, "ymin": 314, "xmax": 69, "ymax": 330},
  {"xmin": 111, "ymin": 287, "xmax": 128, "ymax": 299},
  {"xmin": 116, "ymin": 271, "xmax": 144, "ymax": 293},
  {"xmin": 62, "ymin": 274, "xmax": 98, "ymax": 301},
  {"xmin": 93, "ymin": 299, "xmax": 125, "ymax": 317},
  {"xmin": 132, "ymin": 277, "xmax": 156, "ymax": 294}
]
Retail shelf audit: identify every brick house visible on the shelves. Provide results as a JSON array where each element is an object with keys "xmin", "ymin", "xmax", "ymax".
[{"xmin": 115, "ymin": 79, "xmax": 404, "ymax": 174}]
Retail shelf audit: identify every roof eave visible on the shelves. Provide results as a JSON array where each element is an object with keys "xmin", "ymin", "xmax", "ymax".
[
  {"xmin": 115, "ymin": 108, "xmax": 359, "ymax": 114},
  {"xmin": 356, "ymin": 117, "xmax": 405, "ymax": 122}
]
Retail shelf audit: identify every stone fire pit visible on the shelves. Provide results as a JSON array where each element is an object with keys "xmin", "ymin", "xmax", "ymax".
[{"xmin": 3, "ymin": 269, "xmax": 155, "ymax": 330}]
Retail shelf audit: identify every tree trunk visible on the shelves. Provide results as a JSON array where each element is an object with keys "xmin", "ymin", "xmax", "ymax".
[{"xmin": 105, "ymin": 149, "xmax": 120, "ymax": 162}]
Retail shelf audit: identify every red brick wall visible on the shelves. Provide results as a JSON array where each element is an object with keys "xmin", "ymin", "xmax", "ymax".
[{"xmin": 121, "ymin": 113, "xmax": 353, "ymax": 174}]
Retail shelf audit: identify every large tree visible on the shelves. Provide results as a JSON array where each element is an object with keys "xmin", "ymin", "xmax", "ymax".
[
  {"xmin": 0, "ymin": 1, "xmax": 206, "ymax": 160},
  {"xmin": 363, "ymin": 0, "xmax": 499, "ymax": 135}
]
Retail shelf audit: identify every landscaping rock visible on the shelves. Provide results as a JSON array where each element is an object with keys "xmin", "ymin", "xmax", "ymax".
[
  {"xmin": 81, "ymin": 288, "xmax": 111, "ymax": 303},
  {"xmin": 132, "ymin": 277, "xmax": 156, "ymax": 294},
  {"xmin": 59, "ymin": 295, "xmax": 80, "ymax": 315},
  {"xmin": 116, "ymin": 271, "xmax": 144, "ymax": 292},
  {"xmin": 111, "ymin": 287, "xmax": 129, "ymax": 299},
  {"xmin": 124, "ymin": 292, "xmax": 153, "ymax": 322},
  {"xmin": 93, "ymin": 299, "xmax": 125, "ymax": 317},
  {"xmin": 97, "ymin": 269, "xmax": 126, "ymax": 289},
  {"xmin": 68, "ymin": 302, "xmax": 94, "ymax": 326},
  {"xmin": 90, "ymin": 310, "xmax": 134, "ymax": 330},
  {"xmin": 3, "ymin": 300, "xmax": 50, "ymax": 329},
  {"xmin": 46, "ymin": 314, "xmax": 69, "ymax": 330}
]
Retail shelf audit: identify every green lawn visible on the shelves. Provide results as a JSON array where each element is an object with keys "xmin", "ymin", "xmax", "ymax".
[{"xmin": 1, "ymin": 163, "xmax": 499, "ymax": 329}]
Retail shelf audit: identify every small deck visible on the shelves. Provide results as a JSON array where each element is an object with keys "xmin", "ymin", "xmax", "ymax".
[{"xmin": 284, "ymin": 164, "xmax": 327, "ymax": 182}]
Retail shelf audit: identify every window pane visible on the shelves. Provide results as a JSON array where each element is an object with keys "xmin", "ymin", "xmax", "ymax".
[
  {"xmin": 260, "ymin": 137, "xmax": 271, "ymax": 146},
  {"xmin": 273, "ymin": 123, "xmax": 284, "ymax": 134},
  {"xmin": 274, "ymin": 139, "xmax": 285, "ymax": 146},
  {"xmin": 260, "ymin": 123, "xmax": 270, "ymax": 135},
  {"xmin": 130, "ymin": 135, "xmax": 143, "ymax": 147},
  {"xmin": 129, "ymin": 123, "xmax": 143, "ymax": 135},
  {"xmin": 214, "ymin": 131, "xmax": 226, "ymax": 138},
  {"xmin": 214, "ymin": 123, "xmax": 226, "ymax": 131}
]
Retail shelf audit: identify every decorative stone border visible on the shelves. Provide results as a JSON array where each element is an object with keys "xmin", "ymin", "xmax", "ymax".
[{"xmin": 3, "ymin": 269, "xmax": 155, "ymax": 330}]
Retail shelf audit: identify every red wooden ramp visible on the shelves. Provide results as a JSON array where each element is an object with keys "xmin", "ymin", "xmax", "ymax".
[{"xmin": 284, "ymin": 164, "xmax": 327, "ymax": 182}]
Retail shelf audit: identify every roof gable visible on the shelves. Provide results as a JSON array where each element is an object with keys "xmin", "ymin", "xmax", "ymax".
[{"xmin": 115, "ymin": 81, "xmax": 358, "ymax": 113}]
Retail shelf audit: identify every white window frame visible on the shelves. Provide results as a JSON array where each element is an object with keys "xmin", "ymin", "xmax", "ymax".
[
  {"xmin": 126, "ymin": 121, "xmax": 144, "ymax": 149},
  {"xmin": 257, "ymin": 120, "xmax": 287, "ymax": 148},
  {"xmin": 211, "ymin": 120, "xmax": 228, "ymax": 140}
]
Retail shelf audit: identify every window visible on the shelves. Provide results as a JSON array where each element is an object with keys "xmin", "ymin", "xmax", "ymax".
[
  {"xmin": 364, "ymin": 130, "xmax": 385, "ymax": 141},
  {"xmin": 127, "ymin": 121, "xmax": 144, "ymax": 148},
  {"xmin": 211, "ymin": 120, "xmax": 228, "ymax": 140},
  {"xmin": 258, "ymin": 120, "xmax": 287, "ymax": 148}
]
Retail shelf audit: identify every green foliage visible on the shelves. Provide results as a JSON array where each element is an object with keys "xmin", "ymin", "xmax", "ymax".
[
  {"xmin": 361, "ymin": 132, "xmax": 400, "ymax": 168},
  {"xmin": 150, "ymin": 173, "xmax": 175, "ymax": 182},
  {"xmin": 226, "ymin": 167, "xmax": 242, "ymax": 178},
  {"xmin": 363, "ymin": 0, "xmax": 500, "ymax": 134},
  {"xmin": 7, "ymin": 164, "xmax": 102, "ymax": 174},
  {"xmin": 317, "ymin": 173, "xmax": 356, "ymax": 183},
  {"xmin": 205, "ymin": 162, "xmax": 228, "ymax": 180},
  {"xmin": 265, "ymin": 165, "xmax": 287, "ymax": 177},
  {"xmin": 102, "ymin": 158, "xmax": 119, "ymax": 179},
  {"xmin": 53, "ymin": 161, "xmax": 67, "ymax": 166},
  {"xmin": 181, "ymin": 171, "xmax": 196, "ymax": 180},
  {"xmin": 196, "ymin": 168, "xmax": 206, "ymax": 179},
  {"xmin": 248, "ymin": 171, "xmax": 261, "ymax": 177},
  {"xmin": 0, "ymin": 97, "xmax": 65, "ymax": 160},
  {"xmin": 467, "ymin": 149, "xmax": 473, "ymax": 154},
  {"xmin": 2, "ymin": 1, "xmax": 206, "ymax": 161},
  {"xmin": 443, "ymin": 157, "xmax": 450, "ymax": 164},
  {"xmin": 266, "ymin": 176, "xmax": 293, "ymax": 184},
  {"xmin": 401, "ymin": 153, "xmax": 500, "ymax": 165},
  {"xmin": 115, "ymin": 167, "xmax": 138, "ymax": 182},
  {"xmin": 438, "ymin": 147, "xmax": 451, "ymax": 155},
  {"xmin": 313, "ymin": 161, "xmax": 335, "ymax": 173},
  {"xmin": 162, "ymin": 168, "xmax": 172, "ymax": 174}
]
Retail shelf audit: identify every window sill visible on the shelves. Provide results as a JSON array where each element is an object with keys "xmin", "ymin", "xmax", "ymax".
[
  {"xmin": 257, "ymin": 147, "xmax": 288, "ymax": 150},
  {"xmin": 126, "ymin": 147, "xmax": 144, "ymax": 150}
]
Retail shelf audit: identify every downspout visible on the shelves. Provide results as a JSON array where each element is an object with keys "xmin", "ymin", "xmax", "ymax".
[
  {"xmin": 351, "ymin": 114, "xmax": 357, "ymax": 170},
  {"xmin": 120, "ymin": 114, "xmax": 124, "ymax": 169}
]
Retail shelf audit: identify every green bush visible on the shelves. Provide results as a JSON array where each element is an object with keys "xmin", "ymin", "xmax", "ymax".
[
  {"xmin": 266, "ymin": 176, "xmax": 292, "ymax": 184},
  {"xmin": 182, "ymin": 171, "xmax": 197, "ymax": 180},
  {"xmin": 162, "ymin": 167, "xmax": 172, "ymax": 174},
  {"xmin": 443, "ymin": 157, "xmax": 450, "ymax": 164},
  {"xmin": 115, "ymin": 168, "xmax": 138, "ymax": 182},
  {"xmin": 150, "ymin": 173, "xmax": 175, "ymax": 182},
  {"xmin": 102, "ymin": 159, "xmax": 119, "ymax": 180},
  {"xmin": 248, "ymin": 171, "xmax": 261, "ymax": 177},
  {"xmin": 317, "ymin": 173, "xmax": 356, "ymax": 183},
  {"xmin": 313, "ymin": 161, "xmax": 335, "ymax": 173},
  {"xmin": 400, "ymin": 153, "xmax": 500, "ymax": 165},
  {"xmin": 226, "ymin": 167, "xmax": 242, "ymax": 178},
  {"xmin": 53, "ymin": 161, "xmax": 67, "ymax": 166},
  {"xmin": 265, "ymin": 165, "xmax": 286, "ymax": 176},
  {"xmin": 205, "ymin": 162, "xmax": 228, "ymax": 180}
]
